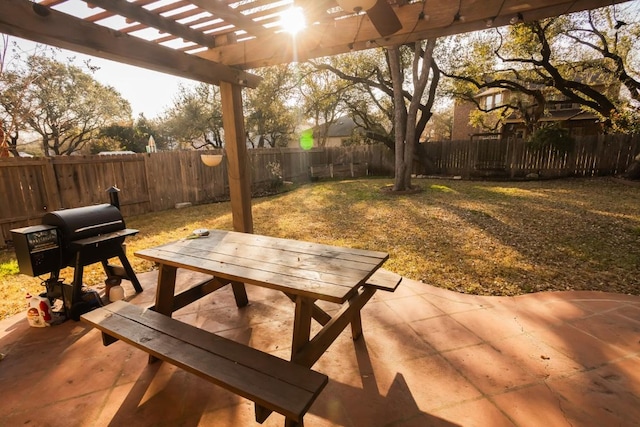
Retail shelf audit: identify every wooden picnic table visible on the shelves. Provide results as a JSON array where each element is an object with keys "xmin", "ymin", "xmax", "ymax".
[{"xmin": 135, "ymin": 229, "xmax": 393, "ymax": 368}]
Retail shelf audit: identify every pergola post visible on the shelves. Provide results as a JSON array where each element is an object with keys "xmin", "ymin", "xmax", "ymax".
[{"xmin": 220, "ymin": 81, "xmax": 253, "ymax": 234}]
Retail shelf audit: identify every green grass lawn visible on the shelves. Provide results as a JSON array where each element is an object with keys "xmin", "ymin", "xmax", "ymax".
[{"xmin": 2, "ymin": 177, "xmax": 639, "ymax": 319}]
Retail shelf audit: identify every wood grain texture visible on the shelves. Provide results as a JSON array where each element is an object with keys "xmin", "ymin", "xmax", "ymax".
[
  {"xmin": 81, "ymin": 300, "xmax": 328, "ymax": 423},
  {"xmin": 136, "ymin": 229, "xmax": 389, "ymax": 303},
  {"xmin": 364, "ymin": 268, "xmax": 403, "ymax": 292}
]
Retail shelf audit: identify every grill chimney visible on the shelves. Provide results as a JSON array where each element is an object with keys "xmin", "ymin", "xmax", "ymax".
[{"xmin": 107, "ymin": 186, "xmax": 121, "ymax": 209}]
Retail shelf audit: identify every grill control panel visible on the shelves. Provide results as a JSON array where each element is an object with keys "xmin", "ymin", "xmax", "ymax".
[{"xmin": 11, "ymin": 225, "xmax": 61, "ymax": 277}]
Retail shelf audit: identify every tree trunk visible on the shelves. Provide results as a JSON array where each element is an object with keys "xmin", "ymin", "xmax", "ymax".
[
  {"xmin": 389, "ymin": 40, "xmax": 437, "ymax": 191},
  {"xmin": 388, "ymin": 46, "xmax": 409, "ymax": 191}
]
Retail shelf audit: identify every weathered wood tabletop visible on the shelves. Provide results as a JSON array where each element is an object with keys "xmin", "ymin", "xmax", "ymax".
[{"xmin": 135, "ymin": 229, "xmax": 390, "ymax": 367}]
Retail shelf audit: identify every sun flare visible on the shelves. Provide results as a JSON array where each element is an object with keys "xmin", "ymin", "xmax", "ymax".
[{"xmin": 280, "ymin": 7, "xmax": 306, "ymax": 35}]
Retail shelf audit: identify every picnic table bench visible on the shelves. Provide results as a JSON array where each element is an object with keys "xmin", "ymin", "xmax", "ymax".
[
  {"xmin": 365, "ymin": 268, "xmax": 402, "ymax": 292},
  {"xmin": 81, "ymin": 300, "xmax": 328, "ymax": 427},
  {"xmin": 81, "ymin": 230, "xmax": 402, "ymax": 425}
]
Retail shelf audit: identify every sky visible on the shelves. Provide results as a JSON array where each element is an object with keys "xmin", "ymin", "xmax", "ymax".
[
  {"xmin": 11, "ymin": 37, "xmax": 196, "ymax": 119},
  {"xmin": 73, "ymin": 53, "xmax": 197, "ymax": 119},
  {"xmin": 6, "ymin": 0, "xmax": 204, "ymax": 120}
]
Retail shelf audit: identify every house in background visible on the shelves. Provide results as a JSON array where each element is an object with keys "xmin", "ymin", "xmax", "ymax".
[
  {"xmin": 451, "ymin": 70, "xmax": 614, "ymax": 141},
  {"xmin": 295, "ymin": 116, "xmax": 363, "ymax": 148},
  {"xmin": 503, "ymin": 101, "xmax": 602, "ymax": 139}
]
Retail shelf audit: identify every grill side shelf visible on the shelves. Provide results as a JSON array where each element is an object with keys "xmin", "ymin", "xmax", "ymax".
[{"xmin": 69, "ymin": 229, "xmax": 139, "ymax": 247}]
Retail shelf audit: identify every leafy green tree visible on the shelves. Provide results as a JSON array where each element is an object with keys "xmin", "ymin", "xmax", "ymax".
[
  {"xmin": 565, "ymin": 6, "xmax": 640, "ymax": 103},
  {"xmin": 2, "ymin": 55, "xmax": 132, "ymax": 156},
  {"xmin": 245, "ymin": 64, "xmax": 297, "ymax": 148},
  {"xmin": 442, "ymin": 4, "xmax": 639, "ymax": 134},
  {"xmin": 562, "ymin": 6, "xmax": 640, "ymax": 133},
  {"xmin": 424, "ymin": 107, "xmax": 454, "ymax": 141},
  {"xmin": 134, "ymin": 114, "xmax": 170, "ymax": 151},
  {"xmin": 0, "ymin": 37, "xmax": 53, "ymax": 156},
  {"xmin": 96, "ymin": 123, "xmax": 134, "ymax": 153},
  {"xmin": 310, "ymin": 41, "xmax": 441, "ymax": 190},
  {"xmin": 96, "ymin": 114, "xmax": 169, "ymax": 153},
  {"xmin": 161, "ymin": 83, "xmax": 224, "ymax": 149},
  {"xmin": 527, "ymin": 123, "xmax": 575, "ymax": 153},
  {"xmin": 313, "ymin": 50, "xmax": 396, "ymax": 147},
  {"xmin": 298, "ymin": 61, "xmax": 352, "ymax": 147},
  {"xmin": 89, "ymin": 132, "xmax": 124, "ymax": 154}
]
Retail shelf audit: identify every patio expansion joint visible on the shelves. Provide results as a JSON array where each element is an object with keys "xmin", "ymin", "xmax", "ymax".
[
  {"xmin": 574, "ymin": 304, "xmax": 639, "ymax": 320},
  {"xmin": 540, "ymin": 376, "xmax": 573, "ymax": 426},
  {"xmin": 552, "ymin": 320, "xmax": 639, "ymax": 359},
  {"xmin": 428, "ymin": 393, "xmax": 508, "ymax": 420},
  {"xmin": 450, "ymin": 304, "xmax": 500, "ymax": 316},
  {"xmin": 431, "ymin": 324, "xmax": 636, "ymax": 406}
]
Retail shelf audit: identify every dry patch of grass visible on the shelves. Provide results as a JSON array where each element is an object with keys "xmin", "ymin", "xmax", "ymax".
[{"xmin": 2, "ymin": 177, "xmax": 639, "ymax": 319}]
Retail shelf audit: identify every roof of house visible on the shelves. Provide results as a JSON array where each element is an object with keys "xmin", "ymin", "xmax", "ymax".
[
  {"xmin": 308, "ymin": 116, "xmax": 360, "ymax": 138},
  {"xmin": 504, "ymin": 108, "xmax": 600, "ymax": 123}
]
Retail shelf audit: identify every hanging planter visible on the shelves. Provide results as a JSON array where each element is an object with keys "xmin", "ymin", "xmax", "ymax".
[{"xmin": 200, "ymin": 154, "xmax": 223, "ymax": 167}]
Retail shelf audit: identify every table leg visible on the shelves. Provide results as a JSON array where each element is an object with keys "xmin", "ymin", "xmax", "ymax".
[
  {"xmin": 291, "ymin": 296, "xmax": 313, "ymax": 362},
  {"xmin": 230, "ymin": 280, "xmax": 249, "ymax": 307},
  {"xmin": 350, "ymin": 312, "xmax": 363, "ymax": 340},
  {"xmin": 285, "ymin": 292, "xmax": 331, "ymax": 325},
  {"xmin": 154, "ymin": 264, "xmax": 177, "ymax": 316},
  {"xmin": 292, "ymin": 287, "xmax": 376, "ymax": 367},
  {"xmin": 149, "ymin": 263, "xmax": 178, "ymax": 364}
]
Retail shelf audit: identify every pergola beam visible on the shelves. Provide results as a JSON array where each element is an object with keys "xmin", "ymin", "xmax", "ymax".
[{"xmin": 0, "ymin": 0, "xmax": 260, "ymax": 88}]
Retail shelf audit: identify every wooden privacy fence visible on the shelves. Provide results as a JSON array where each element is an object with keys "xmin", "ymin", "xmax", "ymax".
[
  {"xmin": 421, "ymin": 134, "xmax": 640, "ymax": 178},
  {"xmin": 0, "ymin": 145, "xmax": 392, "ymax": 248},
  {"xmin": 1, "ymin": 136, "xmax": 637, "ymax": 248}
]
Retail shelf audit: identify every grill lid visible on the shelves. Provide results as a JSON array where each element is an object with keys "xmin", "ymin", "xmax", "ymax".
[{"xmin": 42, "ymin": 204, "xmax": 125, "ymax": 244}]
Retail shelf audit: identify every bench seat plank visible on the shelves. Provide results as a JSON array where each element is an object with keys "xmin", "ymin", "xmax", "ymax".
[
  {"xmin": 364, "ymin": 268, "xmax": 402, "ymax": 292},
  {"xmin": 81, "ymin": 301, "xmax": 328, "ymax": 424}
]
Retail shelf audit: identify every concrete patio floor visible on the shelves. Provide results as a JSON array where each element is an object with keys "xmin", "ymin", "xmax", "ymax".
[{"xmin": 1, "ymin": 270, "xmax": 639, "ymax": 427}]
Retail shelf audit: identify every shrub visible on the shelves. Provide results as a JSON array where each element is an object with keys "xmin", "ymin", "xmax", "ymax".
[
  {"xmin": 527, "ymin": 123, "xmax": 575, "ymax": 153},
  {"xmin": 266, "ymin": 160, "xmax": 283, "ymax": 189}
]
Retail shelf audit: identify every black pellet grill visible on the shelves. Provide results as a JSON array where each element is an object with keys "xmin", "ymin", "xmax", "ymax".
[{"xmin": 11, "ymin": 197, "xmax": 142, "ymax": 320}]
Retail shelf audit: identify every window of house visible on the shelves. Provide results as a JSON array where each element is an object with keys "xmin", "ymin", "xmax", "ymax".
[
  {"xmin": 483, "ymin": 92, "xmax": 504, "ymax": 110},
  {"xmin": 485, "ymin": 95, "xmax": 494, "ymax": 110},
  {"xmin": 515, "ymin": 129, "xmax": 526, "ymax": 139},
  {"xmin": 494, "ymin": 92, "xmax": 503, "ymax": 106}
]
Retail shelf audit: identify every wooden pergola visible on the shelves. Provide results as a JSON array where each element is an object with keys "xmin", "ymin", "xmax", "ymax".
[{"xmin": 0, "ymin": 0, "xmax": 627, "ymax": 233}]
